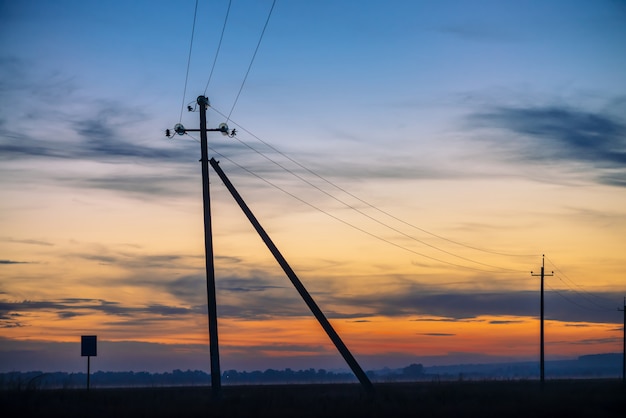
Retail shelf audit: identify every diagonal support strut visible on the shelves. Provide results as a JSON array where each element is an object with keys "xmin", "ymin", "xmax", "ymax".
[{"xmin": 209, "ymin": 158, "xmax": 375, "ymax": 395}]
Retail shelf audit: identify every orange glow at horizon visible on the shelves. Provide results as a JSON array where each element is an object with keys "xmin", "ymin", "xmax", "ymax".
[{"xmin": 4, "ymin": 309, "xmax": 621, "ymax": 364}]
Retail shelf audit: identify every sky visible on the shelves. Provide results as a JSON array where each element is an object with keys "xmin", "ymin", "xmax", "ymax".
[{"xmin": 1, "ymin": 0, "xmax": 625, "ymax": 375}]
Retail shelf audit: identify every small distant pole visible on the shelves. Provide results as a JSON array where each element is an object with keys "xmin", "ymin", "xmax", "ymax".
[
  {"xmin": 619, "ymin": 297, "xmax": 625, "ymax": 384},
  {"xmin": 531, "ymin": 255, "xmax": 553, "ymax": 384}
]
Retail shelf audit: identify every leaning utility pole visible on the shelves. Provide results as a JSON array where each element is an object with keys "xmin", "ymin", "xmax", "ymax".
[
  {"xmin": 617, "ymin": 297, "xmax": 626, "ymax": 385},
  {"xmin": 166, "ymin": 96, "xmax": 230, "ymax": 399},
  {"xmin": 531, "ymin": 254, "xmax": 553, "ymax": 384}
]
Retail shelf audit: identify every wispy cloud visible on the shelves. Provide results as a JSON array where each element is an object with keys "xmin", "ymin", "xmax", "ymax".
[
  {"xmin": 469, "ymin": 105, "xmax": 626, "ymax": 186},
  {"xmin": 0, "ymin": 298, "xmax": 195, "ymax": 321},
  {"xmin": 438, "ymin": 22, "xmax": 518, "ymax": 42},
  {"xmin": 333, "ymin": 286, "xmax": 621, "ymax": 324},
  {"xmin": 559, "ymin": 337, "xmax": 621, "ymax": 346},
  {"xmin": 1, "ymin": 237, "xmax": 54, "ymax": 247}
]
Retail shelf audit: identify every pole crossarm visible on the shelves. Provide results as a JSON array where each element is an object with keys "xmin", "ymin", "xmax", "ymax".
[{"xmin": 209, "ymin": 157, "xmax": 375, "ymax": 395}]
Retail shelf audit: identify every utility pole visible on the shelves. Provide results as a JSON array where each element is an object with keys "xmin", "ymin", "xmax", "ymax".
[
  {"xmin": 166, "ymin": 96, "xmax": 231, "ymax": 399},
  {"xmin": 617, "ymin": 297, "xmax": 626, "ymax": 385},
  {"xmin": 531, "ymin": 254, "xmax": 553, "ymax": 384}
]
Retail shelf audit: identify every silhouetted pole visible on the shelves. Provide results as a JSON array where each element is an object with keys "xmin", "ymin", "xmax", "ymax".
[
  {"xmin": 617, "ymin": 297, "xmax": 626, "ymax": 385},
  {"xmin": 166, "ymin": 96, "xmax": 232, "ymax": 399},
  {"xmin": 209, "ymin": 158, "xmax": 375, "ymax": 395},
  {"xmin": 87, "ymin": 356, "xmax": 90, "ymax": 391},
  {"xmin": 531, "ymin": 254, "xmax": 553, "ymax": 384},
  {"xmin": 197, "ymin": 96, "xmax": 222, "ymax": 399}
]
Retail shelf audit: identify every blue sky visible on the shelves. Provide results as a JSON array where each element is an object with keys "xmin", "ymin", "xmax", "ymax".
[{"xmin": 1, "ymin": 0, "xmax": 625, "ymax": 374}]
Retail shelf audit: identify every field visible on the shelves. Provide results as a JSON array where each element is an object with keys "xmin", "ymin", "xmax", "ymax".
[{"xmin": 3, "ymin": 380, "xmax": 624, "ymax": 417}]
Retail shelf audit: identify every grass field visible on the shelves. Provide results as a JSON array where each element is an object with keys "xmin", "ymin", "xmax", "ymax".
[{"xmin": 2, "ymin": 379, "xmax": 624, "ymax": 417}]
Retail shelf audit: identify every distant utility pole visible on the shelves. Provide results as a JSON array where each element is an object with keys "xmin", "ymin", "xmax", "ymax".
[
  {"xmin": 166, "ymin": 96, "xmax": 231, "ymax": 400},
  {"xmin": 617, "ymin": 297, "xmax": 626, "ymax": 385},
  {"xmin": 531, "ymin": 254, "xmax": 553, "ymax": 384}
]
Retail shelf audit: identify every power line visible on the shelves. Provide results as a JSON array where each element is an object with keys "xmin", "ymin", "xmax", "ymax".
[
  {"xmin": 212, "ymin": 107, "xmax": 530, "ymax": 271},
  {"xmin": 545, "ymin": 256, "xmax": 615, "ymax": 311},
  {"xmin": 182, "ymin": 133, "xmax": 524, "ymax": 274},
  {"xmin": 226, "ymin": 0, "xmax": 277, "ymax": 122},
  {"xmin": 553, "ymin": 274, "xmax": 615, "ymax": 312},
  {"xmin": 230, "ymin": 128, "xmax": 519, "ymax": 272},
  {"xmin": 203, "ymin": 0, "xmax": 233, "ymax": 96},
  {"xmin": 179, "ymin": 0, "xmax": 200, "ymax": 123},
  {"xmin": 545, "ymin": 283, "xmax": 611, "ymax": 313}
]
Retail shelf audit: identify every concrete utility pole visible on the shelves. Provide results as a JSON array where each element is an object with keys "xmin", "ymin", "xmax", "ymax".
[
  {"xmin": 617, "ymin": 297, "xmax": 626, "ymax": 385},
  {"xmin": 531, "ymin": 254, "xmax": 553, "ymax": 384},
  {"xmin": 167, "ymin": 96, "xmax": 230, "ymax": 399}
]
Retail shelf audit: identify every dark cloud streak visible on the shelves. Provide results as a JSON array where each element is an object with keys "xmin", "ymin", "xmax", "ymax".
[{"xmin": 470, "ymin": 105, "xmax": 626, "ymax": 186}]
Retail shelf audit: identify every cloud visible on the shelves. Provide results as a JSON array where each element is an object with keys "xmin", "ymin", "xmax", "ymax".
[
  {"xmin": 560, "ymin": 337, "xmax": 621, "ymax": 346},
  {"xmin": 218, "ymin": 276, "xmax": 286, "ymax": 293},
  {"xmin": 226, "ymin": 343, "xmax": 328, "ymax": 355},
  {"xmin": 469, "ymin": 105, "xmax": 626, "ymax": 186},
  {"xmin": 70, "ymin": 250, "xmax": 194, "ymax": 270},
  {"xmin": 438, "ymin": 23, "xmax": 518, "ymax": 42},
  {"xmin": 0, "ymin": 260, "xmax": 32, "ymax": 265},
  {"xmin": 333, "ymin": 285, "xmax": 622, "ymax": 324},
  {"xmin": 1, "ymin": 237, "xmax": 54, "ymax": 247},
  {"xmin": 0, "ymin": 298, "xmax": 194, "ymax": 321},
  {"xmin": 71, "ymin": 175, "xmax": 195, "ymax": 198},
  {"xmin": 0, "ymin": 311, "xmax": 24, "ymax": 328},
  {"xmin": 420, "ymin": 333, "xmax": 456, "ymax": 337},
  {"xmin": 0, "ymin": 57, "xmax": 194, "ymax": 167},
  {"xmin": 410, "ymin": 317, "xmax": 466, "ymax": 323}
]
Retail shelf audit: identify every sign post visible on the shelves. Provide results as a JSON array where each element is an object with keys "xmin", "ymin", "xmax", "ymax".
[{"xmin": 81, "ymin": 335, "xmax": 97, "ymax": 390}]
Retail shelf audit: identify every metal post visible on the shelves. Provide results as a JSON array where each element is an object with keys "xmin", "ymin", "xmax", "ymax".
[
  {"xmin": 198, "ymin": 95, "xmax": 221, "ymax": 398},
  {"xmin": 209, "ymin": 158, "xmax": 375, "ymax": 395},
  {"xmin": 531, "ymin": 254, "xmax": 553, "ymax": 384},
  {"xmin": 87, "ymin": 356, "xmax": 90, "ymax": 390}
]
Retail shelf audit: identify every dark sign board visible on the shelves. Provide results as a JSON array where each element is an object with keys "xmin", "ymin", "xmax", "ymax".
[{"xmin": 81, "ymin": 335, "xmax": 97, "ymax": 357}]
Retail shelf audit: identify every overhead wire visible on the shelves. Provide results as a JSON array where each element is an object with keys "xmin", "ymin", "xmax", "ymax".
[
  {"xmin": 208, "ymin": 107, "xmax": 537, "ymax": 274},
  {"xmin": 545, "ymin": 283, "xmax": 613, "ymax": 313},
  {"xmin": 179, "ymin": 0, "xmax": 200, "ymax": 123},
  {"xmin": 182, "ymin": 133, "xmax": 526, "ymax": 274},
  {"xmin": 175, "ymin": 0, "xmax": 533, "ymax": 276},
  {"xmin": 177, "ymin": 0, "xmax": 533, "ymax": 272},
  {"xmin": 203, "ymin": 0, "xmax": 233, "ymax": 96},
  {"xmin": 226, "ymin": 0, "xmax": 277, "ymax": 122},
  {"xmin": 172, "ymin": 2, "xmax": 622, "ymax": 331},
  {"xmin": 545, "ymin": 256, "xmax": 616, "ymax": 311},
  {"xmin": 209, "ymin": 106, "xmax": 538, "ymax": 260}
]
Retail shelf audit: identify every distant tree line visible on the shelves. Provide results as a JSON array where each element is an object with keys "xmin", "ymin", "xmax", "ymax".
[
  {"xmin": 2, "ymin": 354, "xmax": 621, "ymax": 389},
  {"xmin": 0, "ymin": 363, "xmax": 426, "ymax": 390}
]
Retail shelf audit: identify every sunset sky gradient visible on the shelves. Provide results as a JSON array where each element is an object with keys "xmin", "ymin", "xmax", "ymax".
[{"xmin": 1, "ymin": 0, "xmax": 625, "ymax": 374}]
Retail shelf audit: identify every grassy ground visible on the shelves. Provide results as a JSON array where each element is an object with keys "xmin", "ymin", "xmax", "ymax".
[{"xmin": 2, "ymin": 379, "xmax": 624, "ymax": 417}]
